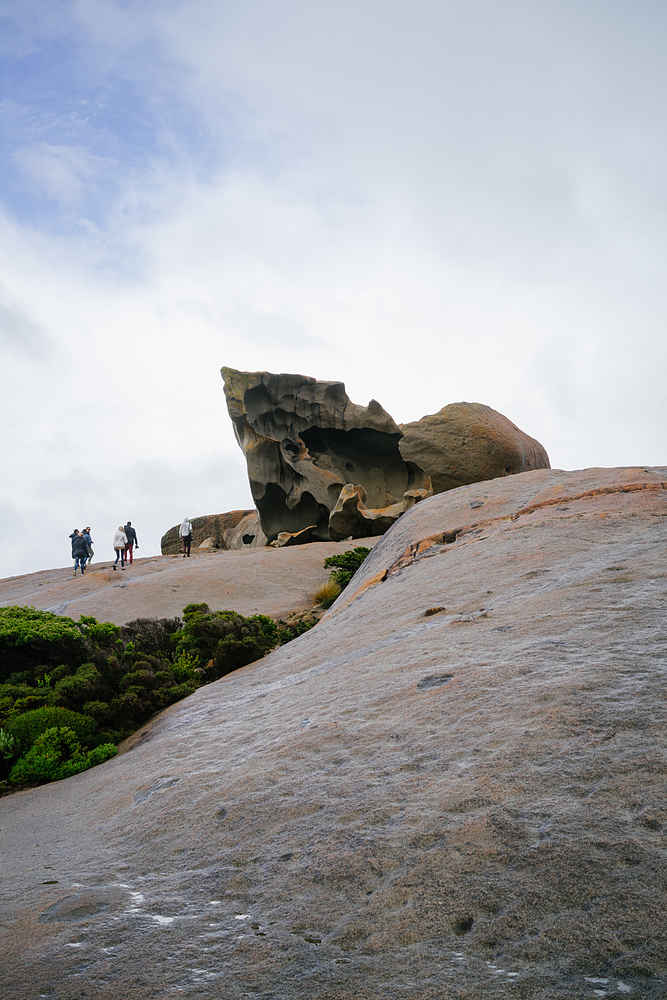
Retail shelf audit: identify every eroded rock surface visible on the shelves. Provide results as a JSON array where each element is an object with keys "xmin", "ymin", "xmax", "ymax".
[
  {"xmin": 399, "ymin": 400, "xmax": 550, "ymax": 493},
  {"xmin": 1, "ymin": 467, "xmax": 666, "ymax": 999},
  {"xmin": 222, "ymin": 367, "xmax": 432, "ymax": 543},
  {"xmin": 161, "ymin": 510, "xmax": 253, "ymax": 554}
]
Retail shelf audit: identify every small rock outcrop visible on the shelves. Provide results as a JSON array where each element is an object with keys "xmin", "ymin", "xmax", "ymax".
[
  {"xmin": 399, "ymin": 401, "xmax": 550, "ymax": 494},
  {"xmin": 222, "ymin": 367, "xmax": 432, "ymax": 544},
  {"xmin": 222, "ymin": 511, "xmax": 269, "ymax": 550},
  {"xmin": 160, "ymin": 510, "xmax": 253, "ymax": 554}
]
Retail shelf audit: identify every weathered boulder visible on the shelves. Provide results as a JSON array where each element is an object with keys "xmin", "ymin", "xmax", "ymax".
[
  {"xmin": 161, "ymin": 510, "xmax": 253, "ymax": 554},
  {"xmin": 223, "ymin": 511, "xmax": 269, "ymax": 550},
  {"xmin": 328, "ymin": 482, "xmax": 431, "ymax": 541},
  {"xmin": 221, "ymin": 367, "xmax": 432, "ymax": 543},
  {"xmin": 399, "ymin": 400, "xmax": 550, "ymax": 494},
  {"xmin": 2, "ymin": 467, "xmax": 666, "ymax": 999}
]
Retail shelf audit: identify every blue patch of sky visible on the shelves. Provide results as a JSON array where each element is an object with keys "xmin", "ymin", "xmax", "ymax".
[{"xmin": 0, "ymin": 10, "xmax": 247, "ymax": 239}]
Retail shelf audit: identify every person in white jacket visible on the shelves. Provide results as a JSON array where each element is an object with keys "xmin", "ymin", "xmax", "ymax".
[
  {"xmin": 179, "ymin": 517, "xmax": 193, "ymax": 558},
  {"xmin": 113, "ymin": 526, "xmax": 128, "ymax": 570}
]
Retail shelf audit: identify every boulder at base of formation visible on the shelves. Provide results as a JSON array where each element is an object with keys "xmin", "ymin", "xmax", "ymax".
[
  {"xmin": 161, "ymin": 510, "xmax": 253, "ymax": 554},
  {"xmin": 1, "ymin": 466, "xmax": 665, "ymax": 1000},
  {"xmin": 399, "ymin": 400, "xmax": 550, "ymax": 494}
]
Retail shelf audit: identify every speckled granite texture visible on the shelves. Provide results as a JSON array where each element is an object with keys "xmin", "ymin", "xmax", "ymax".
[{"xmin": 0, "ymin": 467, "xmax": 665, "ymax": 999}]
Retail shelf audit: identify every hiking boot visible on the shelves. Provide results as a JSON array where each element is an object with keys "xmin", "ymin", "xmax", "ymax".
[{"xmin": 113, "ymin": 565, "xmax": 117, "ymax": 571}]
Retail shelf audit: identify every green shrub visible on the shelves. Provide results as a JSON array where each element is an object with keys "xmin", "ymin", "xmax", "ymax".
[
  {"xmin": 121, "ymin": 617, "xmax": 182, "ymax": 658},
  {"xmin": 78, "ymin": 616, "xmax": 121, "ymax": 648},
  {"xmin": 53, "ymin": 663, "xmax": 108, "ymax": 708},
  {"xmin": 174, "ymin": 608, "xmax": 278, "ymax": 680},
  {"xmin": 6, "ymin": 706, "xmax": 99, "ymax": 756},
  {"xmin": 82, "ymin": 700, "xmax": 111, "ymax": 723},
  {"xmin": 11, "ymin": 694, "xmax": 49, "ymax": 715},
  {"xmin": 0, "ymin": 728, "xmax": 17, "ymax": 760},
  {"xmin": 323, "ymin": 547, "xmax": 371, "ymax": 589},
  {"xmin": 0, "ymin": 607, "xmax": 87, "ymax": 682},
  {"xmin": 8, "ymin": 726, "xmax": 117, "ymax": 785}
]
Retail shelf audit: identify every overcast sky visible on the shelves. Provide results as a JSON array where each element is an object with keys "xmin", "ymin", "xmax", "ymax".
[{"xmin": 1, "ymin": 0, "xmax": 665, "ymax": 579}]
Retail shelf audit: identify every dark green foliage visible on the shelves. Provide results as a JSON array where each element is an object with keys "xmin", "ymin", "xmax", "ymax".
[
  {"xmin": 323, "ymin": 546, "xmax": 371, "ymax": 589},
  {"xmin": 121, "ymin": 617, "xmax": 182, "ymax": 658},
  {"xmin": 6, "ymin": 706, "xmax": 100, "ymax": 756},
  {"xmin": 0, "ymin": 599, "xmax": 320, "ymax": 792},
  {"xmin": 8, "ymin": 726, "xmax": 117, "ymax": 786},
  {"xmin": 174, "ymin": 607, "xmax": 278, "ymax": 680},
  {"xmin": 78, "ymin": 615, "xmax": 121, "ymax": 648},
  {"xmin": 0, "ymin": 606, "xmax": 87, "ymax": 682},
  {"xmin": 274, "ymin": 619, "xmax": 317, "ymax": 644}
]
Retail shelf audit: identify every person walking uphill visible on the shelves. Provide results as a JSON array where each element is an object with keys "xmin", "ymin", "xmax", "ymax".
[
  {"xmin": 113, "ymin": 526, "xmax": 128, "ymax": 570},
  {"xmin": 71, "ymin": 530, "xmax": 88, "ymax": 576},
  {"xmin": 179, "ymin": 517, "xmax": 193, "ymax": 558},
  {"xmin": 123, "ymin": 521, "xmax": 139, "ymax": 565},
  {"xmin": 82, "ymin": 527, "xmax": 94, "ymax": 564}
]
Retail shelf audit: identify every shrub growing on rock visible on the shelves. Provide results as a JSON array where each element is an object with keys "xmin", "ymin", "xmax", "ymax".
[
  {"xmin": 6, "ymin": 706, "xmax": 101, "ymax": 756},
  {"xmin": 174, "ymin": 605, "xmax": 279, "ymax": 681},
  {"xmin": 8, "ymin": 726, "xmax": 117, "ymax": 785},
  {"xmin": 323, "ymin": 547, "xmax": 371, "ymax": 590},
  {"xmin": 0, "ymin": 606, "xmax": 87, "ymax": 683}
]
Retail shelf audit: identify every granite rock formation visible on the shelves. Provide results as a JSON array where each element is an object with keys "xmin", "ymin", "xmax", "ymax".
[
  {"xmin": 161, "ymin": 510, "xmax": 253, "ymax": 554},
  {"xmin": 221, "ymin": 367, "xmax": 432, "ymax": 544},
  {"xmin": 399, "ymin": 400, "xmax": 550, "ymax": 494},
  {"xmin": 222, "ymin": 511, "xmax": 269, "ymax": 550},
  {"xmin": 2, "ymin": 466, "xmax": 666, "ymax": 999},
  {"xmin": 328, "ymin": 482, "xmax": 431, "ymax": 541}
]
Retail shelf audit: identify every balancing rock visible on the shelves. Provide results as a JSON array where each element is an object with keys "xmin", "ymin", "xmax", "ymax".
[
  {"xmin": 221, "ymin": 367, "xmax": 432, "ymax": 544},
  {"xmin": 399, "ymin": 400, "xmax": 550, "ymax": 494}
]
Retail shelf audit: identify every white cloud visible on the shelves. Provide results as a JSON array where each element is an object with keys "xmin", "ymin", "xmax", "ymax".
[{"xmin": 0, "ymin": 0, "xmax": 665, "ymax": 580}]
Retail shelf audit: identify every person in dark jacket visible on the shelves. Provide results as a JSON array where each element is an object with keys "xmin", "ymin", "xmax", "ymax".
[
  {"xmin": 82, "ymin": 527, "xmax": 94, "ymax": 564},
  {"xmin": 71, "ymin": 530, "xmax": 88, "ymax": 576},
  {"xmin": 123, "ymin": 522, "xmax": 139, "ymax": 565}
]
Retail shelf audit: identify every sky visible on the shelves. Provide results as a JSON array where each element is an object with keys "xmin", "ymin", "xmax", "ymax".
[{"xmin": 1, "ymin": 0, "xmax": 665, "ymax": 579}]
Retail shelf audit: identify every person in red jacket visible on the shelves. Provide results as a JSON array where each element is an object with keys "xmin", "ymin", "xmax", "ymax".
[{"xmin": 123, "ymin": 521, "xmax": 139, "ymax": 565}]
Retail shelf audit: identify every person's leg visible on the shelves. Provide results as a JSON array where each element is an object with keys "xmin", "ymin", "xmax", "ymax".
[
  {"xmin": 127, "ymin": 543, "xmax": 133, "ymax": 565},
  {"xmin": 114, "ymin": 549, "xmax": 119, "ymax": 569}
]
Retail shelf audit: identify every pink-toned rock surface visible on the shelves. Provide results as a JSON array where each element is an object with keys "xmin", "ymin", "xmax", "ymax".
[
  {"xmin": 0, "ymin": 541, "xmax": 373, "ymax": 626},
  {"xmin": 0, "ymin": 467, "xmax": 666, "ymax": 999},
  {"xmin": 160, "ymin": 510, "xmax": 254, "ymax": 554},
  {"xmin": 399, "ymin": 400, "xmax": 550, "ymax": 494}
]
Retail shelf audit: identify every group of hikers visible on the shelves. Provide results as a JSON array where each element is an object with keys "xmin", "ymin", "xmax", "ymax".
[
  {"xmin": 70, "ymin": 517, "xmax": 194, "ymax": 575},
  {"xmin": 69, "ymin": 522, "xmax": 139, "ymax": 576}
]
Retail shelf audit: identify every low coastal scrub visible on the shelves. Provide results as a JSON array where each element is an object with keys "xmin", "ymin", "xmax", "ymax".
[
  {"xmin": 0, "ymin": 546, "xmax": 372, "ymax": 793},
  {"xmin": 0, "ymin": 602, "xmax": 316, "ymax": 794}
]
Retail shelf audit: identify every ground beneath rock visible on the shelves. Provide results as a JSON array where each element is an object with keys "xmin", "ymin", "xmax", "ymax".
[
  {"xmin": 0, "ymin": 467, "xmax": 665, "ymax": 999},
  {"xmin": 0, "ymin": 540, "xmax": 375, "ymax": 625}
]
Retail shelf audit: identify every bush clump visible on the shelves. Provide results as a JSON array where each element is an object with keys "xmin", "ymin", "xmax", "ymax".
[
  {"xmin": 8, "ymin": 726, "xmax": 117, "ymax": 785},
  {"xmin": 0, "ymin": 595, "xmax": 324, "ymax": 794},
  {"xmin": 323, "ymin": 547, "xmax": 371, "ymax": 590},
  {"xmin": 174, "ymin": 604, "xmax": 279, "ymax": 681},
  {"xmin": 0, "ymin": 606, "xmax": 87, "ymax": 683}
]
